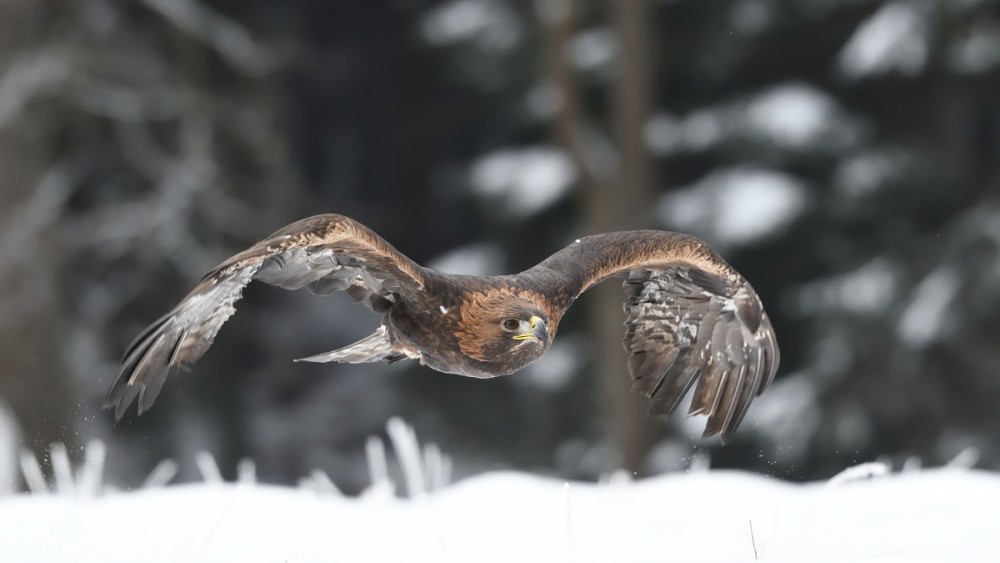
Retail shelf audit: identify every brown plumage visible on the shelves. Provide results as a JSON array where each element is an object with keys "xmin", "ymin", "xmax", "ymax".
[{"xmin": 108, "ymin": 214, "xmax": 779, "ymax": 443}]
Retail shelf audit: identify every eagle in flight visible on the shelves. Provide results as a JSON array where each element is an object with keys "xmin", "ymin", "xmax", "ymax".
[{"xmin": 108, "ymin": 214, "xmax": 779, "ymax": 443}]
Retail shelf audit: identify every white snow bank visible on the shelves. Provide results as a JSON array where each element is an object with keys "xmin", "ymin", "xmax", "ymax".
[{"xmin": 1, "ymin": 467, "xmax": 998, "ymax": 562}]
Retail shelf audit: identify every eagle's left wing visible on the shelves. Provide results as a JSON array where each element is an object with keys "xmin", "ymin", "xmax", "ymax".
[
  {"xmin": 106, "ymin": 214, "xmax": 426, "ymax": 420},
  {"xmin": 534, "ymin": 230, "xmax": 779, "ymax": 443}
]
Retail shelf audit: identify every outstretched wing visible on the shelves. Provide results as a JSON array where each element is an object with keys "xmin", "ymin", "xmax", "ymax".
[
  {"xmin": 106, "ymin": 214, "xmax": 426, "ymax": 420},
  {"xmin": 621, "ymin": 267, "xmax": 778, "ymax": 443},
  {"xmin": 534, "ymin": 230, "xmax": 779, "ymax": 443}
]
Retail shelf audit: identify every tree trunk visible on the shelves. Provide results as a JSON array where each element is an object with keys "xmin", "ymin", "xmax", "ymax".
[{"xmin": 541, "ymin": 0, "xmax": 659, "ymax": 474}]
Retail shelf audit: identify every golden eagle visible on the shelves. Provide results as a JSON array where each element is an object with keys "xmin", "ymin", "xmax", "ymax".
[{"xmin": 108, "ymin": 214, "xmax": 779, "ymax": 442}]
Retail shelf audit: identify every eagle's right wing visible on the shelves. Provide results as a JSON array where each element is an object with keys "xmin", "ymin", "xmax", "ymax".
[
  {"xmin": 107, "ymin": 214, "xmax": 426, "ymax": 420},
  {"xmin": 533, "ymin": 230, "xmax": 779, "ymax": 443},
  {"xmin": 620, "ymin": 266, "xmax": 778, "ymax": 443}
]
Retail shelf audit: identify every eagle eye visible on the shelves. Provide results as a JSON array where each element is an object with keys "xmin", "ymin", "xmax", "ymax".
[{"xmin": 501, "ymin": 318, "xmax": 520, "ymax": 332}]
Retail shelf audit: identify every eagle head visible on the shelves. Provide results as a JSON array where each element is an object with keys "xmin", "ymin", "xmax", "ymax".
[{"xmin": 455, "ymin": 290, "xmax": 554, "ymax": 375}]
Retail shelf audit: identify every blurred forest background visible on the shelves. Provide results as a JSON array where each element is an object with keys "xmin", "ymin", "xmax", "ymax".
[{"xmin": 2, "ymin": 0, "xmax": 999, "ymax": 492}]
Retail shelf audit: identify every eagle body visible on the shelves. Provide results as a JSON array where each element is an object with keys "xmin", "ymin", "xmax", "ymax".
[
  {"xmin": 109, "ymin": 214, "xmax": 779, "ymax": 443},
  {"xmin": 382, "ymin": 273, "xmax": 557, "ymax": 379}
]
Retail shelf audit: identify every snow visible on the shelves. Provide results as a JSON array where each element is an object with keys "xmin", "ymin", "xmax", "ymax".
[
  {"xmin": 839, "ymin": 2, "xmax": 928, "ymax": 78},
  {"xmin": 3, "ymin": 416, "xmax": 1000, "ymax": 562},
  {"xmin": 657, "ymin": 168, "xmax": 807, "ymax": 248},
  {"xmin": 2, "ymin": 467, "xmax": 999, "ymax": 562},
  {"xmin": 0, "ymin": 399, "xmax": 18, "ymax": 496},
  {"xmin": 427, "ymin": 242, "xmax": 504, "ymax": 276},
  {"xmin": 834, "ymin": 150, "xmax": 903, "ymax": 197},
  {"xmin": 744, "ymin": 84, "xmax": 837, "ymax": 147},
  {"xmin": 570, "ymin": 28, "xmax": 615, "ymax": 72},
  {"xmin": 826, "ymin": 461, "xmax": 890, "ymax": 487},
  {"xmin": 524, "ymin": 81, "xmax": 560, "ymax": 119},
  {"xmin": 645, "ymin": 83, "xmax": 853, "ymax": 156},
  {"xmin": 793, "ymin": 257, "xmax": 898, "ymax": 316},
  {"xmin": 421, "ymin": 0, "xmax": 521, "ymax": 53},
  {"xmin": 520, "ymin": 336, "xmax": 584, "ymax": 390},
  {"xmin": 824, "ymin": 258, "xmax": 897, "ymax": 314},
  {"xmin": 644, "ymin": 110, "xmax": 724, "ymax": 154},
  {"xmin": 948, "ymin": 20, "xmax": 1000, "ymax": 74},
  {"xmin": 898, "ymin": 266, "xmax": 960, "ymax": 346},
  {"xmin": 470, "ymin": 146, "xmax": 575, "ymax": 217},
  {"xmin": 730, "ymin": 0, "xmax": 770, "ymax": 36},
  {"xmin": 740, "ymin": 375, "xmax": 821, "ymax": 462}
]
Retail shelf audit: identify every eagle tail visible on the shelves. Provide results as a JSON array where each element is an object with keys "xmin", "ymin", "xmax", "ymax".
[{"xmin": 294, "ymin": 325, "xmax": 409, "ymax": 365}]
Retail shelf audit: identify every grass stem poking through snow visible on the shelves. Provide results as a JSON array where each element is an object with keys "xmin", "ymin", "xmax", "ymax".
[
  {"xmin": 422, "ymin": 442, "xmax": 452, "ymax": 493},
  {"xmin": 142, "ymin": 459, "xmax": 178, "ymax": 489},
  {"xmin": 50, "ymin": 442, "xmax": 75, "ymax": 495},
  {"xmin": 688, "ymin": 451, "xmax": 712, "ymax": 472},
  {"xmin": 18, "ymin": 450, "xmax": 47, "ymax": 494},
  {"xmin": 76, "ymin": 440, "xmax": 105, "ymax": 497},
  {"xmin": 365, "ymin": 435, "xmax": 393, "ymax": 498},
  {"xmin": 195, "ymin": 450, "xmax": 223, "ymax": 484},
  {"xmin": 946, "ymin": 446, "xmax": 979, "ymax": 469},
  {"xmin": 386, "ymin": 417, "xmax": 426, "ymax": 498},
  {"xmin": 564, "ymin": 482, "xmax": 574, "ymax": 563},
  {"xmin": 300, "ymin": 469, "xmax": 342, "ymax": 496},
  {"xmin": 237, "ymin": 458, "xmax": 256, "ymax": 485}
]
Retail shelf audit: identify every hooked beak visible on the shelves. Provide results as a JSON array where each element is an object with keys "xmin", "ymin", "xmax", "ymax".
[{"xmin": 513, "ymin": 315, "xmax": 548, "ymax": 344}]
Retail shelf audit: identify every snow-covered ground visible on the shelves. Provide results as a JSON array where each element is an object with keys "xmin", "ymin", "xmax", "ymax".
[
  {"xmin": 2, "ymin": 465, "xmax": 999, "ymax": 562},
  {"xmin": 2, "ymin": 414, "xmax": 999, "ymax": 563}
]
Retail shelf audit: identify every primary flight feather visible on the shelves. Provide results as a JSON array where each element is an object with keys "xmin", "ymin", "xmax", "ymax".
[{"xmin": 108, "ymin": 214, "xmax": 779, "ymax": 443}]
